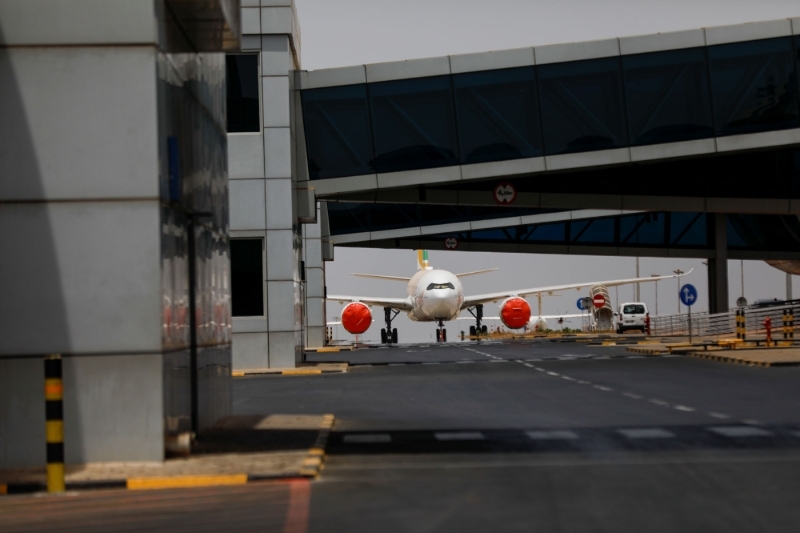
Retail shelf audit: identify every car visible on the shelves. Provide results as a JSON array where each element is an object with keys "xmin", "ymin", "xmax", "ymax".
[{"xmin": 615, "ymin": 302, "xmax": 648, "ymax": 333}]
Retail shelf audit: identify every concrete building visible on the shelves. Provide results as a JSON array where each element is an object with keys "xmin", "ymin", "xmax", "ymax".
[
  {"xmin": 227, "ymin": 1, "xmax": 328, "ymax": 371},
  {"xmin": 0, "ymin": 0, "xmax": 239, "ymax": 468}
]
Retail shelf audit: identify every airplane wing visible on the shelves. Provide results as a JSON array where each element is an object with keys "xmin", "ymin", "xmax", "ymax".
[
  {"xmin": 457, "ymin": 313, "xmax": 584, "ymax": 321},
  {"xmin": 461, "ymin": 269, "xmax": 693, "ymax": 309},
  {"xmin": 350, "ymin": 274, "xmax": 412, "ymax": 282},
  {"xmin": 454, "ymin": 268, "xmax": 499, "ymax": 278},
  {"xmin": 327, "ymin": 295, "xmax": 414, "ymax": 312}
]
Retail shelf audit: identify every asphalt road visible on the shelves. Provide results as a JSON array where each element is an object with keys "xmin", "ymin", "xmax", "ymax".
[
  {"xmin": 4, "ymin": 339, "xmax": 800, "ymax": 532},
  {"xmin": 245, "ymin": 339, "xmax": 800, "ymax": 532}
]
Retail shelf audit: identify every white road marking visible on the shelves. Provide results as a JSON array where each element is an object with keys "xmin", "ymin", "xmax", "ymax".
[
  {"xmin": 434, "ymin": 431, "xmax": 485, "ymax": 441},
  {"xmin": 649, "ymin": 399, "xmax": 670, "ymax": 407},
  {"xmin": 673, "ymin": 405, "xmax": 695, "ymax": 412},
  {"xmin": 617, "ymin": 428, "xmax": 676, "ymax": 439},
  {"xmin": 709, "ymin": 412, "xmax": 730, "ymax": 419},
  {"xmin": 561, "ymin": 376, "xmax": 576, "ymax": 381},
  {"xmin": 344, "ymin": 434, "xmax": 392, "ymax": 443},
  {"xmin": 623, "ymin": 392, "xmax": 642, "ymax": 399},
  {"xmin": 576, "ymin": 380, "xmax": 592, "ymax": 385},
  {"xmin": 709, "ymin": 426, "xmax": 774, "ymax": 438},
  {"xmin": 742, "ymin": 419, "xmax": 764, "ymax": 426},
  {"xmin": 594, "ymin": 385, "xmax": 613, "ymax": 392},
  {"xmin": 547, "ymin": 372, "xmax": 560, "ymax": 376},
  {"xmin": 535, "ymin": 368, "xmax": 545, "ymax": 372},
  {"xmin": 526, "ymin": 430, "xmax": 579, "ymax": 440}
]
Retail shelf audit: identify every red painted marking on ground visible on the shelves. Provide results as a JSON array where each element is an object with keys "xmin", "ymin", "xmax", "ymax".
[{"xmin": 282, "ymin": 479, "xmax": 311, "ymax": 533}]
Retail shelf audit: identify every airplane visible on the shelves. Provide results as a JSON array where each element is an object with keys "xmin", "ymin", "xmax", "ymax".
[{"xmin": 327, "ymin": 250, "xmax": 692, "ymax": 344}]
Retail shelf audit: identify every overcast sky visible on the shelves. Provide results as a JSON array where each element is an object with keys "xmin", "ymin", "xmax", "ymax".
[{"xmin": 292, "ymin": 0, "xmax": 800, "ymax": 342}]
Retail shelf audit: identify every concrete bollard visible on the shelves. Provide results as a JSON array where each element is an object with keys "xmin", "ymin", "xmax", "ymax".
[{"xmin": 44, "ymin": 354, "xmax": 65, "ymax": 493}]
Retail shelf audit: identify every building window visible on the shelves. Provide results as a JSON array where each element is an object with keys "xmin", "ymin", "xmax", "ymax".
[
  {"xmin": 231, "ymin": 239, "xmax": 263, "ymax": 316},
  {"xmin": 226, "ymin": 54, "xmax": 260, "ymax": 133}
]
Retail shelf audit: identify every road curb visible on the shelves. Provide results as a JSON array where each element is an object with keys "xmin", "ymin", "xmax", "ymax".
[
  {"xmin": 1, "ymin": 415, "xmax": 337, "ymax": 495},
  {"xmin": 687, "ymin": 352, "xmax": 800, "ymax": 367},
  {"xmin": 233, "ymin": 365, "xmax": 348, "ymax": 377}
]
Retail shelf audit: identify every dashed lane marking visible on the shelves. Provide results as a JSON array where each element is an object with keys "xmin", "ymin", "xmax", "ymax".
[
  {"xmin": 709, "ymin": 426, "xmax": 774, "ymax": 438},
  {"xmin": 434, "ymin": 432, "xmax": 485, "ymax": 441},
  {"xmin": 674, "ymin": 405, "xmax": 695, "ymax": 412},
  {"xmin": 623, "ymin": 392, "xmax": 642, "ymax": 399},
  {"xmin": 526, "ymin": 430, "xmax": 579, "ymax": 440},
  {"xmin": 593, "ymin": 385, "xmax": 613, "ymax": 392},
  {"xmin": 709, "ymin": 412, "xmax": 731, "ymax": 419},
  {"xmin": 618, "ymin": 428, "xmax": 676, "ymax": 439},
  {"xmin": 343, "ymin": 434, "xmax": 392, "ymax": 444},
  {"xmin": 649, "ymin": 399, "xmax": 670, "ymax": 407}
]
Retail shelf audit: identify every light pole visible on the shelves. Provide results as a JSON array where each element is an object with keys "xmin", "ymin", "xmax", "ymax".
[
  {"xmin": 673, "ymin": 269, "xmax": 684, "ymax": 313},
  {"xmin": 651, "ymin": 274, "xmax": 660, "ymax": 315}
]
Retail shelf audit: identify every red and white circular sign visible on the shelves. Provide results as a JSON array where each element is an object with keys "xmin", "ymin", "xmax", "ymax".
[
  {"xmin": 494, "ymin": 182, "xmax": 517, "ymax": 205},
  {"xmin": 592, "ymin": 294, "xmax": 606, "ymax": 309},
  {"xmin": 444, "ymin": 237, "xmax": 458, "ymax": 250}
]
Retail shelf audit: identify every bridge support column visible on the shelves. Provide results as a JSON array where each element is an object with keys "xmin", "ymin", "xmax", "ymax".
[
  {"xmin": 708, "ymin": 213, "xmax": 729, "ymax": 314},
  {"xmin": 304, "ymin": 204, "xmax": 328, "ymax": 349}
]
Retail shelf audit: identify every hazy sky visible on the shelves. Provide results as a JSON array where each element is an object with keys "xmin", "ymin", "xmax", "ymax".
[{"xmin": 292, "ymin": 0, "xmax": 800, "ymax": 342}]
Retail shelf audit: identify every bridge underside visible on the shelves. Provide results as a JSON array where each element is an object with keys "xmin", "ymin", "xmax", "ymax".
[{"xmin": 330, "ymin": 205, "xmax": 800, "ymax": 261}]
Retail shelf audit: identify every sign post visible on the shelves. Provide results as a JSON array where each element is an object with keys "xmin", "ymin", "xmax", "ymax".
[{"xmin": 680, "ymin": 283, "xmax": 698, "ymax": 344}]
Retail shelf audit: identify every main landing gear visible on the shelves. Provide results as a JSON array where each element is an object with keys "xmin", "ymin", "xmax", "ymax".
[
  {"xmin": 467, "ymin": 304, "xmax": 488, "ymax": 338},
  {"xmin": 381, "ymin": 307, "xmax": 399, "ymax": 344},
  {"xmin": 435, "ymin": 319, "xmax": 447, "ymax": 343}
]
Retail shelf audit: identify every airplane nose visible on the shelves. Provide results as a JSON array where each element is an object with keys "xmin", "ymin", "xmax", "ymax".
[{"xmin": 423, "ymin": 291, "xmax": 459, "ymax": 316}]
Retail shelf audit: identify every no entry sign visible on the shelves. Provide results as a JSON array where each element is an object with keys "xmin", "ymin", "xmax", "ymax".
[
  {"xmin": 592, "ymin": 294, "xmax": 606, "ymax": 309},
  {"xmin": 444, "ymin": 237, "xmax": 458, "ymax": 250}
]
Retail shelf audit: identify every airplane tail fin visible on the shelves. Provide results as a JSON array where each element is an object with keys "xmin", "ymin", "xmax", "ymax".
[{"xmin": 416, "ymin": 249, "xmax": 430, "ymax": 270}]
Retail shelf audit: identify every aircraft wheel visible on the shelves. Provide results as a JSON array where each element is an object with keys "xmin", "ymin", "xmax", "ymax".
[
  {"xmin": 392, "ymin": 328, "xmax": 398, "ymax": 344},
  {"xmin": 442, "ymin": 329, "xmax": 447, "ymax": 342},
  {"xmin": 435, "ymin": 329, "xmax": 441, "ymax": 342},
  {"xmin": 469, "ymin": 326, "xmax": 476, "ymax": 336},
  {"xmin": 481, "ymin": 325, "xmax": 488, "ymax": 334},
  {"xmin": 380, "ymin": 329, "xmax": 387, "ymax": 344}
]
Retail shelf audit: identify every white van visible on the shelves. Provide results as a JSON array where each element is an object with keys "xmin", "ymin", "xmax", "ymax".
[{"xmin": 615, "ymin": 302, "xmax": 648, "ymax": 333}]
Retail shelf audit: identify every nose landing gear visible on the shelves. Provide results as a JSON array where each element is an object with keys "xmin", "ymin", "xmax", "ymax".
[
  {"xmin": 381, "ymin": 307, "xmax": 400, "ymax": 344},
  {"xmin": 435, "ymin": 319, "xmax": 447, "ymax": 343}
]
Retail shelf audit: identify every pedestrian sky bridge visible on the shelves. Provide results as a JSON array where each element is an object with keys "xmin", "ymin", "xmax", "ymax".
[{"xmin": 296, "ymin": 18, "xmax": 800, "ymax": 214}]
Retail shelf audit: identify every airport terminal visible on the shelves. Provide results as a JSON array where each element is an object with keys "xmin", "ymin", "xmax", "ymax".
[{"xmin": 3, "ymin": 1, "xmax": 800, "ymax": 530}]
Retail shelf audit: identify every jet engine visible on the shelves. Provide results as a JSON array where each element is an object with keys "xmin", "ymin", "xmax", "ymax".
[
  {"xmin": 499, "ymin": 297, "xmax": 531, "ymax": 330},
  {"xmin": 341, "ymin": 302, "xmax": 372, "ymax": 334}
]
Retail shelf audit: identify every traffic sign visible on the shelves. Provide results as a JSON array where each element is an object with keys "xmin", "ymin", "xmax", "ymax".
[
  {"xmin": 576, "ymin": 298, "xmax": 585, "ymax": 311},
  {"xmin": 680, "ymin": 284, "xmax": 698, "ymax": 307},
  {"xmin": 592, "ymin": 294, "xmax": 606, "ymax": 309},
  {"xmin": 494, "ymin": 182, "xmax": 516, "ymax": 205},
  {"xmin": 736, "ymin": 296, "xmax": 748, "ymax": 308},
  {"xmin": 444, "ymin": 237, "xmax": 458, "ymax": 250}
]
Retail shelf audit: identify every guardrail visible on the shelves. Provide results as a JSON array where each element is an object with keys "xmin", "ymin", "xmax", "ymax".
[{"xmin": 651, "ymin": 302, "xmax": 800, "ymax": 339}]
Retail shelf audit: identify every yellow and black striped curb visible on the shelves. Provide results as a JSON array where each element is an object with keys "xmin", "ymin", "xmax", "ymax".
[
  {"xmin": 626, "ymin": 346, "xmax": 668, "ymax": 355},
  {"xmin": 1, "ymin": 415, "xmax": 336, "ymax": 495},
  {"xmin": 232, "ymin": 366, "xmax": 348, "ymax": 377},
  {"xmin": 687, "ymin": 352, "xmax": 800, "ymax": 368},
  {"xmin": 306, "ymin": 346, "xmax": 355, "ymax": 353}
]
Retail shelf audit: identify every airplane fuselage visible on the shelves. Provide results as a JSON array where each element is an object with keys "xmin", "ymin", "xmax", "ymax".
[{"xmin": 406, "ymin": 268, "xmax": 464, "ymax": 322}]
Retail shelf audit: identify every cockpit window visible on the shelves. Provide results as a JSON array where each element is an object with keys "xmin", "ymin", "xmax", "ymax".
[{"xmin": 426, "ymin": 282, "xmax": 455, "ymax": 290}]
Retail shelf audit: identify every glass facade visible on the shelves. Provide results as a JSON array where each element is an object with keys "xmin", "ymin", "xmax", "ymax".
[
  {"xmin": 303, "ymin": 37, "xmax": 800, "ymax": 181},
  {"xmin": 226, "ymin": 54, "xmax": 260, "ymax": 133}
]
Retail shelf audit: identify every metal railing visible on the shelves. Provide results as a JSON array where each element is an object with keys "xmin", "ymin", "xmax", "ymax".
[{"xmin": 650, "ymin": 300, "xmax": 800, "ymax": 339}]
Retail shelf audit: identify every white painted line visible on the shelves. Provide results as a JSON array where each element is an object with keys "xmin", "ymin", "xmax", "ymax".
[
  {"xmin": 344, "ymin": 434, "xmax": 392, "ymax": 443},
  {"xmin": 709, "ymin": 412, "xmax": 730, "ymax": 419},
  {"xmin": 522, "ymin": 363, "xmax": 534, "ymax": 368},
  {"xmin": 673, "ymin": 405, "xmax": 695, "ymax": 412},
  {"xmin": 576, "ymin": 380, "xmax": 592, "ymax": 385},
  {"xmin": 709, "ymin": 426, "xmax": 774, "ymax": 438},
  {"xmin": 535, "ymin": 368, "xmax": 546, "ymax": 372},
  {"xmin": 594, "ymin": 385, "xmax": 613, "ymax": 391},
  {"xmin": 649, "ymin": 399, "xmax": 670, "ymax": 407},
  {"xmin": 742, "ymin": 419, "xmax": 764, "ymax": 426},
  {"xmin": 623, "ymin": 392, "xmax": 642, "ymax": 399},
  {"xmin": 561, "ymin": 376, "xmax": 576, "ymax": 381},
  {"xmin": 618, "ymin": 428, "xmax": 676, "ymax": 439},
  {"xmin": 547, "ymin": 372, "xmax": 560, "ymax": 376},
  {"xmin": 434, "ymin": 431, "xmax": 485, "ymax": 441},
  {"xmin": 526, "ymin": 430, "xmax": 579, "ymax": 440}
]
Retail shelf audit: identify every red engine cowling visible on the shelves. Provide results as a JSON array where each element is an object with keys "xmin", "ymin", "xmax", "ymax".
[
  {"xmin": 341, "ymin": 302, "xmax": 372, "ymax": 334},
  {"xmin": 499, "ymin": 297, "xmax": 531, "ymax": 329}
]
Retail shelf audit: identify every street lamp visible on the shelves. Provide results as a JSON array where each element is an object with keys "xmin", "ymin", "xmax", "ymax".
[
  {"xmin": 673, "ymin": 269, "xmax": 684, "ymax": 313},
  {"xmin": 651, "ymin": 274, "xmax": 660, "ymax": 315}
]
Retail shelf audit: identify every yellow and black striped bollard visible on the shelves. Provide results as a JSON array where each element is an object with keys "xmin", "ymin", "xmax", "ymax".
[
  {"xmin": 45, "ymin": 354, "xmax": 65, "ymax": 493},
  {"xmin": 736, "ymin": 309, "xmax": 742, "ymax": 339},
  {"xmin": 783, "ymin": 309, "xmax": 788, "ymax": 340},
  {"xmin": 741, "ymin": 309, "xmax": 747, "ymax": 342}
]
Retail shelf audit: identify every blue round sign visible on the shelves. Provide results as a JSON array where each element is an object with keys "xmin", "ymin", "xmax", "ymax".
[
  {"xmin": 680, "ymin": 283, "xmax": 698, "ymax": 307},
  {"xmin": 577, "ymin": 298, "xmax": 585, "ymax": 311}
]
